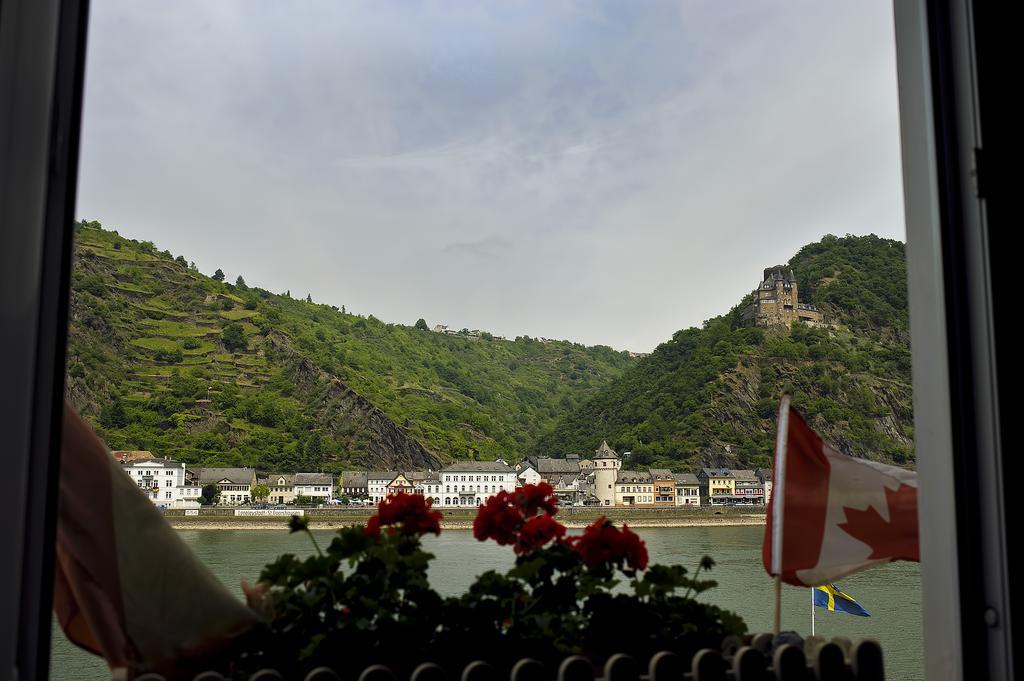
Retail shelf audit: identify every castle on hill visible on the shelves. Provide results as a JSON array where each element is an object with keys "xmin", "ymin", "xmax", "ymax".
[{"xmin": 742, "ymin": 265, "xmax": 825, "ymax": 329}]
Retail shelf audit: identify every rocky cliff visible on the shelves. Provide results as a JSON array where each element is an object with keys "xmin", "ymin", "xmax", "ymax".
[{"xmin": 265, "ymin": 332, "xmax": 441, "ymax": 470}]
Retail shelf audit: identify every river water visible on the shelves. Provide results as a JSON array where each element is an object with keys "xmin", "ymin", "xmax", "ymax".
[{"xmin": 49, "ymin": 526, "xmax": 922, "ymax": 680}]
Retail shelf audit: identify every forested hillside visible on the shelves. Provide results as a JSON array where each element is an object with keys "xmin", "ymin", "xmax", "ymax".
[
  {"xmin": 533, "ymin": 234, "xmax": 914, "ymax": 470},
  {"xmin": 66, "ymin": 221, "xmax": 633, "ymax": 471}
]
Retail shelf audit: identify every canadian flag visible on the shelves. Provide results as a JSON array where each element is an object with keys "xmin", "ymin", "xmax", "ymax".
[{"xmin": 762, "ymin": 397, "xmax": 919, "ymax": 587}]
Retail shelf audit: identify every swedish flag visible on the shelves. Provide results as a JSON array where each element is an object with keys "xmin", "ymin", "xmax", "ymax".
[{"xmin": 813, "ymin": 583, "xmax": 870, "ymax": 617}]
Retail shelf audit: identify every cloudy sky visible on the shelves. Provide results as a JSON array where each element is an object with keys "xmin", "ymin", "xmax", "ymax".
[{"xmin": 77, "ymin": 1, "xmax": 904, "ymax": 352}]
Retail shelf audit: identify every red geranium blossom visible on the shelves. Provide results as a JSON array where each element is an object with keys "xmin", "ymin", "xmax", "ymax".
[
  {"xmin": 515, "ymin": 514, "xmax": 567, "ymax": 554},
  {"xmin": 473, "ymin": 483, "xmax": 567, "ymax": 547},
  {"xmin": 571, "ymin": 517, "xmax": 649, "ymax": 571},
  {"xmin": 515, "ymin": 482, "xmax": 560, "ymax": 517},
  {"xmin": 365, "ymin": 492, "xmax": 442, "ymax": 538},
  {"xmin": 473, "ymin": 491, "xmax": 522, "ymax": 545}
]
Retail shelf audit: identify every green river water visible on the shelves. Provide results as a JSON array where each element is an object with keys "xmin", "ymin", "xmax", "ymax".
[{"xmin": 49, "ymin": 526, "xmax": 922, "ymax": 679}]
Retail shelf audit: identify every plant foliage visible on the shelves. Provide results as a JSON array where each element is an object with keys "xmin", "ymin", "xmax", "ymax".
[{"xmin": 237, "ymin": 488, "xmax": 744, "ymax": 677}]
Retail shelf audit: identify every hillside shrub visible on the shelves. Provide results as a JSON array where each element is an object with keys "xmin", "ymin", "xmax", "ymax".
[{"xmin": 222, "ymin": 323, "xmax": 247, "ymax": 352}]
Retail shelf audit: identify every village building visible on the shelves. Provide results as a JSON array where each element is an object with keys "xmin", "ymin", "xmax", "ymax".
[
  {"xmin": 385, "ymin": 473, "xmax": 414, "ymax": 496},
  {"xmin": 731, "ymin": 469, "xmax": 765, "ymax": 504},
  {"xmin": 521, "ymin": 454, "xmax": 582, "ymax": 481},
  {"xmin": 112, "ymin": 450, "xmax": 156, "ymax": 463},
  {"xmin": 417, "ymin": 472, "xmax": 443, "ymax": 501},
  {"xmin": 742, "ymin": 265, "xmax": 825, "ymax": 328},
  {"xmin": 294, "ymin": 473, "xmax": 334, "ymax": 502},
  {"xmin": 548, "ymin": 473, "xmax": 586, "ymax": 506},
  {"xmin": 650, "ymin": 469, "xmax": 676, "ymax": 504},
  {"xmin": 733, "ymin": 480, "xmax": 765, "ymax": 504},
  {"xmin": 437, "ymin": 461, "xmax": 517, "ymax": 508},
  {"xmin": 698, "ymin": 468, "xmax": 736, "ymax": 504},
  {"xmin": 755, "ymin": 468, "xmax": 774, "ymax": 505},
  {"xmin": 264, "ymin": 473, "xmax": 296, "ymax": 505},
  {"xmin": 121, "ymin": 458, "xmax": 202, "ymax": 508},
  {"xmin": 650, "ymin": 469, "xmax": 677, "ymax": 506},
  {"xmin": 192, "ymin": 467, "xmax": 257, "ymax": 505},
  {"xmin": 730, "ymin": 469, "xmax": 763, "ymax": 504},
  {"xmin": 592, "ymin": 441, "xmax": 622, "ymax": 507},
  {"xmin": 517, "ymin": 464, "xmax": 542, "ymax": 487},
  {"xmin": 615, "ymin": 470, "xmax": 654, "ymax": 506},
  {"xmin": 673, "ymin": 473, "xmax": 701, "ymax": 506},
  {"xmin": 367, "ymin": 472, "xmax": 396, "ymax": 503},
  {"xmin": 339, "ymin": 471, "xmax": 368, "ymax": 498},
  {"xmin": 403, "ymin": 470, "xmax": 432, "ymax": 495}
]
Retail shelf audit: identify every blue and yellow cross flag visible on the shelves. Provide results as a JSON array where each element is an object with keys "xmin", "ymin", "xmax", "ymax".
[{"xmin": 813, "ymin": 583, "xmax": 870, "ymax": 617}]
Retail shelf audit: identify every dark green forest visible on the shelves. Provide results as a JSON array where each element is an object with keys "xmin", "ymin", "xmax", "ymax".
[
  {"xmin": 534, "ymin": 234, "xmax": 914, "ymax": 470},
  {"xmin": 66, "ymin": 221, "xmax": 633, "ymax": 472}
]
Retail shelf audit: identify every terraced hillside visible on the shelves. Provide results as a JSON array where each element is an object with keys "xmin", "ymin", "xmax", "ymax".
[{"xmin": 66, "ymin": 221, "xmax": 634, "ymax": 471}]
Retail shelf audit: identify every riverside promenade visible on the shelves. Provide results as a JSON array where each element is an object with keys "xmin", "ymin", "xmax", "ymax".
[{"xmin": 162, "ymin": 506, "xmax": 767, "ymax": 530}]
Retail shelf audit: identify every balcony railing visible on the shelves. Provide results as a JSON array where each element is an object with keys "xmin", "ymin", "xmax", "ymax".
[{"xmin": 130, "ymin": 634, "xmax": 884, "ymax": 681}]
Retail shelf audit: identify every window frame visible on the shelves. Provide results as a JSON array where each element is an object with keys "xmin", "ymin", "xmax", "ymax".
[
  {"xmin": 0, "ymin": 0, "xmax": 1012, "ymax": 678},
  {"xmin": 0, "ymin": 0, "xmax": 89, "ymax": 678},
  {"xmin": 894, "ymin": 0, "xmax": 1013, "ymax": 678}
]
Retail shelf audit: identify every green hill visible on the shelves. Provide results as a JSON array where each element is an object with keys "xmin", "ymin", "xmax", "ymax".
[
  {"xmin": 532, "ymin": 234, "xmax": 914, "ymax": 470},
  {"xmin": 66, "ymin": 221, "xmax": 634, "ymax": 471}
]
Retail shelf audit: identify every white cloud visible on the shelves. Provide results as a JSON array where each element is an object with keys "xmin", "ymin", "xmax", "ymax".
[{"xmin": 77, "ymin": 0, "xmax": 904, "ymax": 351}]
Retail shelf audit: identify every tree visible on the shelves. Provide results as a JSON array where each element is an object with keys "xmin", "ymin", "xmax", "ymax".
[
  {"xmin": 251, "ymin": 484, "xmax": 270, "ymax": 502},
  {"xmin": 155, "ymin": 347, "xmax": 183, "ymax": 363},
  {"xmin": 99, "ymin": 396, "xmax": 129, "ymax": 429},
  {"xmin": 415, "ymin": 318, "xmax": 429, "ymax": 331},
  {"xmin": 200, "ymin": 484, "xmax": 221, "ymax": 506},
  {"xmin": 222, "ymin": 322, "xmax": 247, "ymax": 352},
  {"xmin": 79, "ymin": 275, "xmax": 106, "ymax": 297},
  {"xmin": 213, "ymin": 268, "xmax": 225, "ymax": 282},
  {"xmin": 306, "ymin": 293, "xmax": 313, "ymax": 303},
  {"xmin": 304, "ymin": 432, "xmax": 325, "ymax": 468},
  {"xmin": 236, "ymin": 275, "xmax": 247, "ymax": 289}
]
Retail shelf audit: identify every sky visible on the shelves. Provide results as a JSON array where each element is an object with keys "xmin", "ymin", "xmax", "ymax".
[{"xmin": 76, "ymin": 1, "xmax": 905, "ymax": 352}]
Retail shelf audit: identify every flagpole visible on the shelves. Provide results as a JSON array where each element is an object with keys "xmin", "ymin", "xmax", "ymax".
[
  {"xmin": 774, "ymin": 575, "xmax": 781, "ymax": 635},
  {"xmin": 810, "ymin": 587, "xmax": 815, "ymax": 637},
  {"xmin": 771, "ymin": 395, "xmax": 791, "ymax": 637}
]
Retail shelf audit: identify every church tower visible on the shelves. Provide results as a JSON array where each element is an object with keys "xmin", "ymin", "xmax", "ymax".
[{"xmin": 593, "ymin": 440, "xmax": 621, "ymax": 507}]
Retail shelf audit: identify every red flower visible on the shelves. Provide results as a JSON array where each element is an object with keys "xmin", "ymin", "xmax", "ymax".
[
  {"xmin": 473, "ymin": 491, "xmax": 523, "ymax": 545},
  {"xmin": 515, "ymin": 482, "xmax": 560, "ymax": 517},
  {"xmin": 515, "ymin": 514, "xmax": 566, "ymax": 554},
  {"xmin": 618, "ymin": 524, "xmax": 649, "ymax": 571},
  {"xmin": 365, "ymin": 492, "xmax": 442, "ymax": 538},
  {"xmin": 572, "ymin": 517, "xmax": 649, "ymax": 571}
]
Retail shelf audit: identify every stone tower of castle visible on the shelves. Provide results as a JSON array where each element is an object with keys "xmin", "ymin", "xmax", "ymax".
[{"xmin": 593, "ymin": 440, "xmax": 621, "ymax": 507}]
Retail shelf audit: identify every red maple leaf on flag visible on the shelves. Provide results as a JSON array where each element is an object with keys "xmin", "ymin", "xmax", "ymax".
[{"xmin": 838, "ymin": 484, "xmax": 919, "ymax": 561}]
